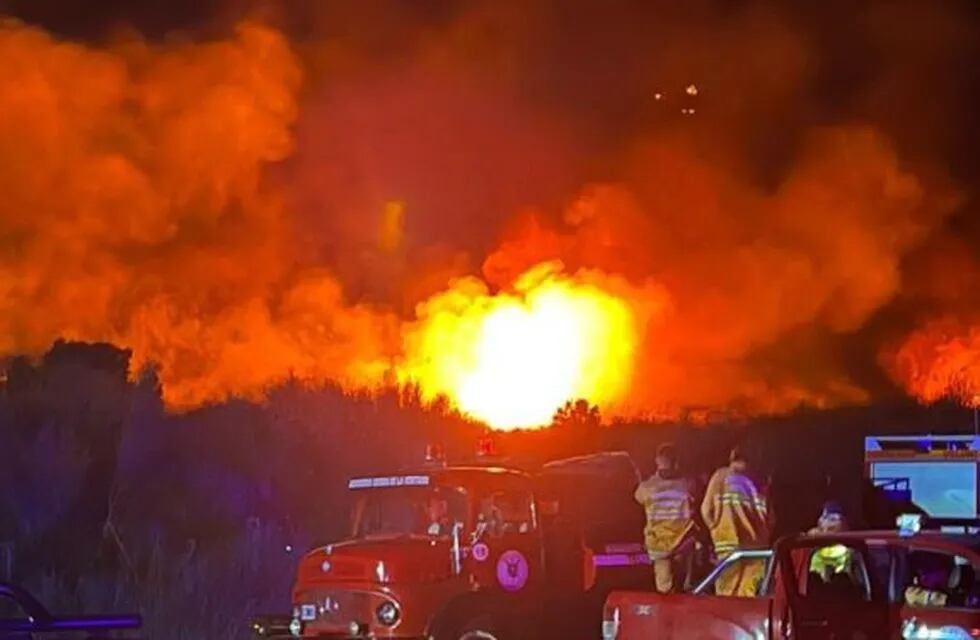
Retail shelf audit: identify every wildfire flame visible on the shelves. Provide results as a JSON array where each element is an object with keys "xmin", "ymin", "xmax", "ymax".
[
  {"xmin": 887, "ymin": 318, "xmax": 980, "ymax": 409},
  {"xmin": 398, "ymin": 262, "xmax": 646, "ymax": 430},
  {"xmin": 0, "ymin": 11, "xmax": 970, "ymax": 428}
]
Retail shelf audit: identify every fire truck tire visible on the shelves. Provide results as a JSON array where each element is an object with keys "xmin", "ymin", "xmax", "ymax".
[
  {"xmin": 455, "ymin": 615, "xmax": 502, "ymax": 640},
  {"xmin": 430, "ymin": 612, "xmax": 509, "ymax": 640}
]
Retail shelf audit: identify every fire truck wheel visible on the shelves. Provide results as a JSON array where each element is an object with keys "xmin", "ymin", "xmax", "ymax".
[{"xmin": 452, "ymin": 614, "xmax": 505, "ymax": 640}]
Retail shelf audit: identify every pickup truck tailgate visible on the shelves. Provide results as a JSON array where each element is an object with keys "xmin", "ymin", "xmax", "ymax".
[{"xmin": 606, "ymin": 591, "xmax": 771, "ymax": 640}]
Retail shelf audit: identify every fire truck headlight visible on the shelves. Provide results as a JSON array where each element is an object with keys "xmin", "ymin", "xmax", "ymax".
[
  {"xmin": 601, "ymin": 605, "xmax": 620, "ymax": 640},
  {"xmin": 288, "ymin": 617, "xmax": 303, "ymax": 637},
  {"xmin": 376, "ymin": 600, "xmax": 400, "ymax": 626},
  {"xmin": 902, "ymin": 618, "xmax": 972, "ymax": 639}
]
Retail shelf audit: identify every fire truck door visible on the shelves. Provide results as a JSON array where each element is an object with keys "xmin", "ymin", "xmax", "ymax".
[
  {"xmin": 473, "ymin": 489, "xmax": 542, "ymax": 595},
  {"xmin": 774, "ymin": 538, "xmax": 892, "ymax": 640}
]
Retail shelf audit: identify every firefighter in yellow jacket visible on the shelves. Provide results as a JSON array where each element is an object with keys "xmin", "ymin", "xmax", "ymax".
[
  {"xmin": 634, "ymin": 443, "xmax": 698, "ymax": 593},
  {"xmin": 807, "ymin": 501, "xmax": 854, "ymax": 580},
  {"xmin": 701, "ymin": 446, "xmax": 772, "ymax": 597}
]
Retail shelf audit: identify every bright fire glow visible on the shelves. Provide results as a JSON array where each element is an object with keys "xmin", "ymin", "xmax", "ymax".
[{"xmin": 398, "ymin": 262, "xmax": 639, "ymax": 430}]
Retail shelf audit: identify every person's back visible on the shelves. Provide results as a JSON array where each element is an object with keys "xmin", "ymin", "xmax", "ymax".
[
  {"xmin": 701, "ymin": 458, "xmax": 770, "ymax": 557},
  {"xmin": 634, "ymin": 443, "xmax": 698, "ymax": 593},
  {"xmin": 701, "ymin": 446, "xmax": 772, "ymax": 596},
  {"xmin": 636, "ymin": 475, "xmax": 696, "ymax": 550}
]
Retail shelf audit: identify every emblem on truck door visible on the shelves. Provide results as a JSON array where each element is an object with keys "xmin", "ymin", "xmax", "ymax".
[
  {"xmin": 496, "ymin": 550, "xmax": 529, "ymax": 592},
  {"xmin": 472, "ymin": 543, "xmax": 489, "ymax": 562}
]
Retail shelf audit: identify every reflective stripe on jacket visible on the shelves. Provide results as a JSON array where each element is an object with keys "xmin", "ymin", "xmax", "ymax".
[
  {"xmin": 635, "ymin": 474, "xmax": 696, "ymax": 558},
  {"xmin": 701, "ymin": 461, "xmax": 771, "ymax": 558},
  {"xmin": 905, "ymin": 585, "xmax": 948, "ymax": 608},
  {"xmin": 809, "ymin": 544, "xmax": 851, "ymax": 576}
]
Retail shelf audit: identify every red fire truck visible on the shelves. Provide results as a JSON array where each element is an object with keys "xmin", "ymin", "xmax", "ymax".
[{"xmin": 276, "ymin": 443, "xmax": 649, "ymax": 639}]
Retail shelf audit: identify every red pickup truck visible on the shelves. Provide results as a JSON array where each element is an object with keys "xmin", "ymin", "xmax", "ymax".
[{"xmin": 604, "ymin": 530, "xmax": 980, "ymax": 639}]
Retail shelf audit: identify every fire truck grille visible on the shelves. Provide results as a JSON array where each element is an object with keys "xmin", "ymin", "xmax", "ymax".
[{"xmin": 299, "ymin": 589, "xmax": 374, "ymax": 631}]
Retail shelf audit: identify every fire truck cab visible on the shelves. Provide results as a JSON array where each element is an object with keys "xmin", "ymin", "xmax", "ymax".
[{"xmin": 286, "ymin": 445, "xmax": 647, "ymax": 639}]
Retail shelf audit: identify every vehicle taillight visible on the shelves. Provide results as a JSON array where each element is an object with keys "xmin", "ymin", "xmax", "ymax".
[{"xmin": 601, "ymin": 604, "xmax": 620, "ymax": 640}]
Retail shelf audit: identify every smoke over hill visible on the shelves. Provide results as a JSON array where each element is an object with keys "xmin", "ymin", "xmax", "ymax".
[{"xmin": 0, "ymin": 0, "xmax": 977, "ymax": 427}]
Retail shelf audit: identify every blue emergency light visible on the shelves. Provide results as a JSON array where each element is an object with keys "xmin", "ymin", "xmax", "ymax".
[{"xmin": 896, "ymin": 513, "xmax": 922, "ymax": 537}]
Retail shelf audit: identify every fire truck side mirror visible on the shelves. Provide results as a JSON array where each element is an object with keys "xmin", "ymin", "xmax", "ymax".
[
  {"xmin": 539, "ymin": 499, "xmax": 560, "ymax": 517},
  {"xmin": 582, "ymin": 545, "xmax": 597, "ymax": 591}
]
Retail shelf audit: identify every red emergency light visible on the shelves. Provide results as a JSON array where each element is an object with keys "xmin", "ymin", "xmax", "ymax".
[{"xmin": 476, "ymin": 436, "xmax": 496, "ymax": 458}]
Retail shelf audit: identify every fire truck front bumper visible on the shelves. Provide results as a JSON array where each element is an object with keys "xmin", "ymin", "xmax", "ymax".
[
  {"xmin": 292, "ymin": 589, "xmax": 420, "ymax": 639},
  {"xmin": 290, "ymin": 617, "xmax": 426, "ymax": 639}
]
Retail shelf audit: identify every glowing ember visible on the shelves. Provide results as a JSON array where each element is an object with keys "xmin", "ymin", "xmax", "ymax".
[{"xmin": 398, "ymin": 262, "xmax": 640, "ymax": 430}]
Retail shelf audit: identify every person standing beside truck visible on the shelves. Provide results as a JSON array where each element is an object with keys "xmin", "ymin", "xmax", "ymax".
[
  {"xmin": 808, "ymin": 500, "xmax": 847, "ymax": 535},
  {"xmin": 634, "ymin": 443, "xmax": 699, "ymax": 593},
  {"xmin": 701, "ymin": 445, "xmax": 772, "ymax": 597},
  {"xmin": 807, "ymin": 501, "xmax": 856, "ymax": 582}
]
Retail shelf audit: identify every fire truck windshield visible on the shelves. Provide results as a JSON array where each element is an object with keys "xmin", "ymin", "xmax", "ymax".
[{"xmin": 354, "ymin": 486, "xmax": 468, "ymax": 538}]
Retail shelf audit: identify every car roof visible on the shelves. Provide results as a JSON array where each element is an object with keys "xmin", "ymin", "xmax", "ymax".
[{"xmin": 796, "ymin": 530, "xmax": 980, "ymax": 554}]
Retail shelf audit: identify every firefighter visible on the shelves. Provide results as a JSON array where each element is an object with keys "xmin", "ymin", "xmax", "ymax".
[
  {"xmin": 634, "ymin": 443, "xmax": 698, "ymax": 593},
  {"xmin": 423, "ymin": 495, "xmax": 452, "ymax": 535},
  {"xmin": 905, "ymin": 551, "xmax": 953, "ymax": 608},
  {"xmin": 808, "ymin": 501, "xmax": 853, "ymax": 580},
  {"xmin": 808, "ymin": 500, "xmax": 848, "ymax": 534},
  {"xmin": 701, "ymin": 445, "xmax": 772, "ymax": 597}
]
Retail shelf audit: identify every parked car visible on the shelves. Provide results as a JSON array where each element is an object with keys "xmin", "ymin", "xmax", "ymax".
[{"xmin": 0, "ymin": 582, "xmax": 140, "ymax": 639}]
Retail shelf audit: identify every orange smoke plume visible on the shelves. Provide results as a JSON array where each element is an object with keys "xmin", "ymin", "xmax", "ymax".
[
  {"xmin": 0, "ymin": 19, "xmax": 398, "ymax": 409},
  {"xmin": 0, "ymin": 3, "xmax": 972, "ymax": 430}
]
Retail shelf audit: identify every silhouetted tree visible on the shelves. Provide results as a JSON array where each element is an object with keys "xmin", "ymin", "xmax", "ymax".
[{"xmin": 551, "ymin": 399, "xmax": 601, "ymax": 430}]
